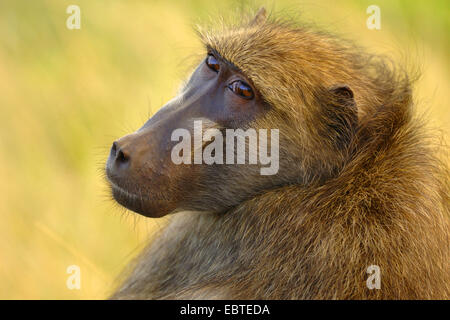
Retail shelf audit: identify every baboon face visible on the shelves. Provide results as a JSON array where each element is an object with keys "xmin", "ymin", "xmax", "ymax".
[
  {"xmin": 106, "ymin": 50, "xmax": 271, "ymax": 218},
  {"xmin": 106, "ymin": 10, "xmax": 359, "ymax": 218}
]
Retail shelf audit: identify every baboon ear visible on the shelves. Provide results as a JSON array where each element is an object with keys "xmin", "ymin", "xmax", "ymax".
[
  {"xmin": 249, "ymin": 7, "xmax": 267, "ymax": 26},
  {"xmin": 325, "ymin": 85, "xmax": 358, "ymax": 147},
  {"xmin": 330, "ymin": 85, "xmax": 354, "ymax": 101}
]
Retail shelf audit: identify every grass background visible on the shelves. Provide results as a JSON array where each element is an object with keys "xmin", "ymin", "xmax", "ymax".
[{"xmin": 0, "ymin": 0, "xmax": 448, "ymax": 299}]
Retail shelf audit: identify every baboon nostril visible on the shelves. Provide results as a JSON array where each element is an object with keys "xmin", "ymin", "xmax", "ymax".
[{"xmin": 109, "ymin": 141, "xmax": 130, "ymax": 169}]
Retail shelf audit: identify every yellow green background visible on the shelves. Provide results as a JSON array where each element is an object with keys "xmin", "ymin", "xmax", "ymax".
[{"xmin": 0, "ymin": 0, "xmax": 448, "ymax": 299}]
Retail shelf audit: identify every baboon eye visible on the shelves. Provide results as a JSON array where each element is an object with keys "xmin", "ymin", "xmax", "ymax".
[
  {"xmin": 228, "ymin": 80, "xmax": 254, "ymax": 99},
  {"xmin": 205, "ymin": 54, "xmax": 220, "ymax": 73}
]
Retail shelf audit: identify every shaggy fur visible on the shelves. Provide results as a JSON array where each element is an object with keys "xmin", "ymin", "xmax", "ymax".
[{"xmin": 111, "ymin": 9, "xmax": 449, "ymax": 299}]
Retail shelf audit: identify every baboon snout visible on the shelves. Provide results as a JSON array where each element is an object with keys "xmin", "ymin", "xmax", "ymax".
[{"xmin": 106, "ymin": 133, "xmax": 149, "ymax": 177}]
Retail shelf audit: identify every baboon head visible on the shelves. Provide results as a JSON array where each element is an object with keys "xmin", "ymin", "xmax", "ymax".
[{"xmin": 105, "ymin": 8, "xmax": 359, "ymax": 218}]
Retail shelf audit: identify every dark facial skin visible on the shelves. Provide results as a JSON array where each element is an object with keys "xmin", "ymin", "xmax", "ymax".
[{"xmin": 105, "ymin": 51, "xmax": 269, "ymax": 217}]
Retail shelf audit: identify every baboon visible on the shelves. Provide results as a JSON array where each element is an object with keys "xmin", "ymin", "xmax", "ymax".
[{"xmin": 105, "ymin": 8, "xmax": 449, "ymax": 299}]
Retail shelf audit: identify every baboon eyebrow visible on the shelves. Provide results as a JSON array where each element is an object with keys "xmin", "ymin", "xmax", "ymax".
[{"xmin": 206, "ymin": 46, "xmax": 242, "ymax": 73}]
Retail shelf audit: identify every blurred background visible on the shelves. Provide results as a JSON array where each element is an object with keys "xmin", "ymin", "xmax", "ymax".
[{"xmin": 0, "ymin": 0, "xmax": 448, "ymax": 299}]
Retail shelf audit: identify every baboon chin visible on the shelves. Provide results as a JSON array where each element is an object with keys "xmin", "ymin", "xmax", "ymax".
[{"xmin": 106, "ymin": 8, "xmax": 449, "ymax": 299}]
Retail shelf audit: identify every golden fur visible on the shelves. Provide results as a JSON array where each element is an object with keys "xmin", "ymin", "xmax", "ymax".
[{"xmin": 111, "ymin": 9, "xmax": 449, "ymax": 299}]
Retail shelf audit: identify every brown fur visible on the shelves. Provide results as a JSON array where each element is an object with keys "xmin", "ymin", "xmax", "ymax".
[{"xmin": 110, "ymin": 9, "xmax": 449, "ymax": 299}]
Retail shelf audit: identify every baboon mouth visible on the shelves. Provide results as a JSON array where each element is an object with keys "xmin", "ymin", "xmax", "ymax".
[{"xmin": 108, "ymin": 179, "xmax": 169, "ymax": 218}]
